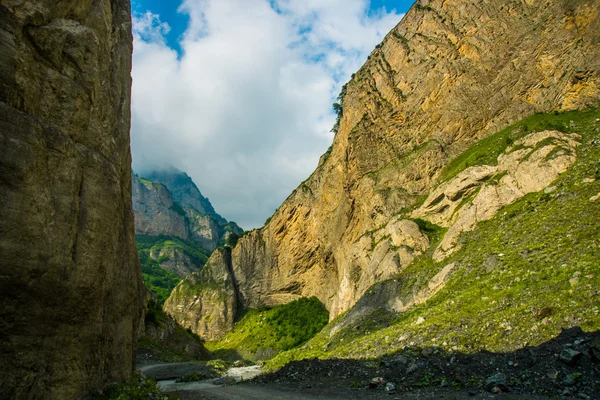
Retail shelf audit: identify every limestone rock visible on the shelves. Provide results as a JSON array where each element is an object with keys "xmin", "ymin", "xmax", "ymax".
[
  {"xmin": 132, "ymin": 174, "xmax": 189, "ymax": 239},
  {"xmin": 0, "ymin": 0, "xmax": 144, "ymax": 398},
  {"xmin": 224, "ymin": 0, "xmax": 600, "ymax": 320},
  {"xmin": 164, "ymin": 248, "xmax": 237, "ymax": 341},
  {"xmin": 150, "ymin": 246, "xmax": 201, "ymax": 278},
  {"xmin": 413, "ymin": 130, "xmax": 581, "ymax": 260},
  {"xmin": 132, "ymin": 168, "xmax": 243, "ymax": 251}
]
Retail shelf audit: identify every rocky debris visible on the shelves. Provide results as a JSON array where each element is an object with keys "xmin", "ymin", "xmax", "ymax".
[
  {"xmin": 590, "ymin": 193, "xmax": 600, "ymax": 202},
  {"xmin": 384, "ymin": 382, "xmax": 396, "ymax": 392},
  {"xmin": 0, "ymin": 1, "xmax": 144, "ymax": 398},
  {"xmin": 255, "ymin": 328, "xmax": 600, "ymax": 398},
  {"xmin": 369, "ymin": 377, "xmax": 386, "ymax": 389},
  {"xmin": 485, "ymin": 372, "xmax": 508, "ymax": 393},
  {"xmin": 559, "ymin": 349, "xmax": 583, "ymax": 365},
  {"xmin": 164, "ymin": 248, "xmax": 237, "ymax": 340}
]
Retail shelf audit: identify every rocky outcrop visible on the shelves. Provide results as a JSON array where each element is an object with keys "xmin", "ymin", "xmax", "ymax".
[
  {"xmin": 414, "ymin": 130, "xmax": 581, "ymax": 260},
  {"xmin": 132, "ymin": 174, "xmax": 189, "ymax": 239},
  {"xmin": 164, "ymin": 248, "xmax": 237, "ymax": 341},
  {"xmin": 132, "ymin": 168, "xmax": 243, "ymax": 251},
  {"xmin": 0, "ymin": 1, "xmax": 144, "ymax": 399},
  {"xmin": 211, "ymin": 0, "xmax": 600, "ymax": 321},
  {"xmin": 150, "ymin": 246, "xmax": 200, "ymax": 278}
]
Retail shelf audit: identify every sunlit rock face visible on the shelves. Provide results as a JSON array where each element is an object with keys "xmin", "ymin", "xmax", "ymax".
[
  {"xmin": 0, "ymin": 0, "xmax": 144, "ymax": 398},
  {"xmin": 221, "ymin": 0, "xmax": 600, "ymax": 320}
]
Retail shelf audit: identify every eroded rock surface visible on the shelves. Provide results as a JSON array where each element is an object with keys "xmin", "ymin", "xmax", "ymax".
[
  {"xmin": 132, "ymin": 169, "xmax": 243, "ymax": 252},
  {"xmin": 0, "ymin": 0, "xmax": 144, "ymax": 398},
  {"xmin": 413, "ymin": 130, "xmax": 581, "ymax": 260},
  {"xmin": 164, "ymin": 248, "xmax": 237, "ymax": 341},
  {"xmin": 220, "ymin": 0, "xmax": 600, "ymax": 320}
]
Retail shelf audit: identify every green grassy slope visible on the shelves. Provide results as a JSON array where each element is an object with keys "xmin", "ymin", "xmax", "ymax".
[
  {"xmin": 206, "ymin": 297, "xmax": 329, "ymax": 361},
  {"xmin": 267, "ymin": 109, "xmax": 600, "ymax": 370},
  {"xmin": 136, "ymin": 234, "xmax": 212, "ymax": 304}
]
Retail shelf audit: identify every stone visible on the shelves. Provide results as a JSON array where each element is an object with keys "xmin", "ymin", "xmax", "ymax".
[
  {"xmin": 369, "ymin": 377, "xmax": 386, "ymax": 388},
  {"xmin": 485, "ymin": 372, "xmax": 508, "ymax": 392},
  {"xmin": 132, "ymin": 169, "xmax": 243, "ymax": 252},
  {"xmin": 384, "ymin": 382, "xmax": 396, "ymax": 392},
  {"xmin": 590, "ymin": 337, "xmax": 600, "ymax": 361},
  {"xmin": 164, "ymin": 248, "xmax": 238, "ymax": 340},
  {"xmin": 559, "ymin": 348, "xmax": 583, "ymax": 365},
  {"xmin": 590, "ymin": 193, "xmax": 600, "ymax": 202},
  {"xmin": 0, "ymin": 1, "xmax": 144, "ymax": 398}
]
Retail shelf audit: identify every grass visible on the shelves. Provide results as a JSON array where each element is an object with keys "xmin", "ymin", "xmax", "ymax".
[
  {"xmin": 438, "ymin": 110, "xmax": 591, "ymax": 184},
  {"xmin": 206, "ymin": 297, "xmax": 329, "ymax": 361},
  {"xmin": 89, "ymin": 372, "xmax": 168, "ymax": 400},
  {"xmin": 265, "ymin": 108, "xmax": 600, "ymax": 370},
  {"xmin": 136, "ymin": 234, "xmax": 212, "ymax": 304}
]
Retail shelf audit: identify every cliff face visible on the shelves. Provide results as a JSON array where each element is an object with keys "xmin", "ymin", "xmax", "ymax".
[
  {"xmin": 132, "ymin": 169, "xmax": 243, "ymax": 252},
  {"xmin": 179, "ymin": 0, "xmax": 599, "ymax": 324},
  {"xmin": 0, "ymin": 1, "xmax": 144, "ymax": 399},
  {"xmin": 132, "ymin": 174, "xmax": 189, "ymax": 240},
  {"xmin": 164, "ymin": 248, "xmax": 237, "ymax": 341}
]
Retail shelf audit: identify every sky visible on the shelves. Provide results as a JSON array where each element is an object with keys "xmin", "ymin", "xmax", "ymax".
[{"xmin": 130, "ymin": 0, "xmax": 415, "ymax": 229}]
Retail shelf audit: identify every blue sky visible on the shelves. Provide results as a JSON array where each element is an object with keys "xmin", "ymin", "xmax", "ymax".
[
  {"xmin": 130, "ymin": 0, "xmax": 414, "ymax": 228},
  {"xmin": 132, "ymin": 0, "xmax": 415, "ymax": 54}
]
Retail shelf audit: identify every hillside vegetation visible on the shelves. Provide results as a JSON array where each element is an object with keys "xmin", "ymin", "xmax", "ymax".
[
  {"xmin": 137, "ymin": 234, "xmax": 211, "ymax": 304},
  {"xmin": 267, "ymin": 109, "xmax": 600, "ymax": 369},
  {"xmin": 206, "ymin": 297, "xmax": 329, "ymax": 361}
]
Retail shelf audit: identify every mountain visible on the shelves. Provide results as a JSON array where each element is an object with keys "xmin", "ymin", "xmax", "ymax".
[
  {"xmin": 132, "ymin": 168, "xmax": 243, "ymax": 304},
  {"xmin": 164, "ymin": 0, "xmax": 600, "ymax": 356},
  {"xmin": 0, "ymin": 1, "xmax": 144, "ymax": 398},
  {"xmin": 133, "ymin": 168, "xmax": 243, "ymax": 252}
]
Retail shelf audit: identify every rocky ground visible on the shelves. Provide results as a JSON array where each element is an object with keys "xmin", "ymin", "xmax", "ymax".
[{"xmin": 250, "ymin": 327, "xmax": 600, "ymax": 399}]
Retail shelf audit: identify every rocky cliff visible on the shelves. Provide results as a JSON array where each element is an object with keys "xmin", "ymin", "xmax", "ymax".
[
  {"xmin": 132, "ymin": 169, "xmax": 243, "ymax": 252},
  {"xmin": 0, "ymin": 0, "xmax": 144, "ymax": 399},
  {"xmin": 165, "ymin": 0, "xmax": 600, "ymax": 338},
  {"xmin": 164, "ymin": 248, "xmax": 238, "ymax": 341}
]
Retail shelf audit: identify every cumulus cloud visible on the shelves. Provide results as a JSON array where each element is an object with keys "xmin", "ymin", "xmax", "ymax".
[{"xmin": 131, "ymin": 0, "xmax": 404, "ymax": 229}]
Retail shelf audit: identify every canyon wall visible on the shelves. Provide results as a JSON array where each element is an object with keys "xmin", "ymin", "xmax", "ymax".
[{"xmin": 0, "ymin": 0, "xmax": 144, "ymax": 398}]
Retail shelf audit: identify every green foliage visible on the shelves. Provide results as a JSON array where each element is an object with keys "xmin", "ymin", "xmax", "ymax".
[
  {"xmin": 145, "ymin": 299, "xmax": 167, "ymax": 327},
  {"xmin": 169, "ymin": 201, "xmax": 186, "ymax": 216},
  {"xmin": 331, "ymin": 83, "xmax": 349, "ymax": 134},
  {"xmin": 89, "ymin": 372, "xmax": 167, "ymax": 400},
  {"xmin": 207, "ymin": 297, "xmax": 329, "ymax": 360},
  {"xmin": 410, "ymin": 218, "xmax": 447, "ymax": 244},
  {"xmin": 136, "ymin": 234, "xmax": 212, "ymax": 304},
  {"xmin": 439, "ymin": 110, "xmax": 587, "ymax": 184}
]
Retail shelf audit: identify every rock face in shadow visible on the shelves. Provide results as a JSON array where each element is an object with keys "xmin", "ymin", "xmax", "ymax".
[
  {"xmin": 0, "ymin": 1, "xmax": 144, "ymax": 398},
  {"xmin": 217, "ymin": 0, "xmax": 600, "ymax": 320},
  {"xmin": 164, "ymin": 248, "xmax": 238, "ymax": 341}
]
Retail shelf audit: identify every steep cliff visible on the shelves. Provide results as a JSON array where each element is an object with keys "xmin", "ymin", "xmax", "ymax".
[
  {"xmin": 132, "ymin": 173, "xmax": 189, "ymax": 240},
  {"xmin": 0, "ymin": 0, "xmax": 144, "ymax": 399},
  {"xmin": 132, "ymin": 169, "xmax": 243, "ymax": 251},
  {"xmin": 207, "ymin": 0, "xmax": 600, "ymax": 321},
  {"xmin": 164, "ymin": 248, "xmax": 238, "ymax": 341}
]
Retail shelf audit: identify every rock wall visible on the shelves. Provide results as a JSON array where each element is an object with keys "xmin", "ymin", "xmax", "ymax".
[
  {"xmin": 164, "ymin": 248, "xmax": 237, "ymax": 341},
  {"xmin": 226, "ymin": 0, "xmax": 600, "ymax": 319},
  {"xmin": 132, "ymin": 174, "xmax": 190, "ymax": 239},
  {"xmin": 0, "ymin": 1, "xmax": 144, "ymax": 398},
  {"xmin": 132, "ymin": 169, "xmax": 243, "ymax": 252}
]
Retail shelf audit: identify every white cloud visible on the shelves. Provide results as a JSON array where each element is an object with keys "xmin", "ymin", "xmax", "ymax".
[{"xmin": 131, "ymin": 0, "xmax": 403, "ymax": 229}]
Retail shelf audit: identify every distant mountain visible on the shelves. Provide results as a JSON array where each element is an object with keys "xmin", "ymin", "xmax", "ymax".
[
  {"xmin": 132, "ymin": 167, "xmax": 243, "ymax": 252},
  {"xmin": 132, "ymin": 167, "xmax": 243, "ymax": 303}
]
